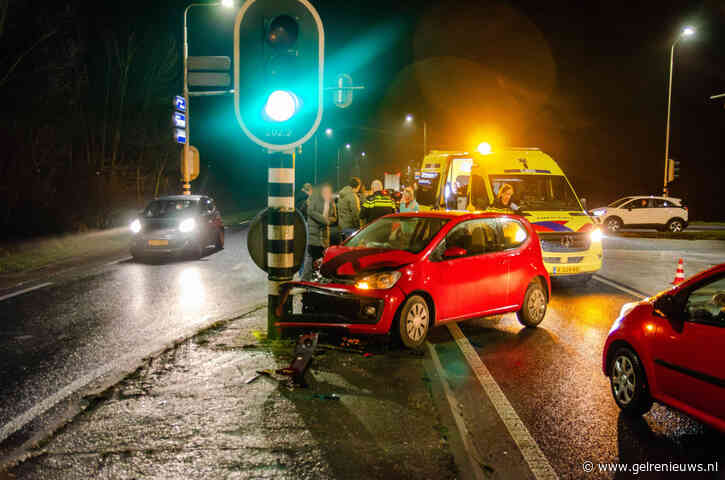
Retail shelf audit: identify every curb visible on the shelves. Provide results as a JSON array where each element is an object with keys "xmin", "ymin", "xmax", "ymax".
[{"xmin": 0, "ymin": 303, "xmax": 266, "ymax": 471}]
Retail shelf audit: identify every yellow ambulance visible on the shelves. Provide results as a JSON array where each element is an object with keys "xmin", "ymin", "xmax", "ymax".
[{"xmin": 415, "ymin": 148, "xmax": 602, "ymax": 281}]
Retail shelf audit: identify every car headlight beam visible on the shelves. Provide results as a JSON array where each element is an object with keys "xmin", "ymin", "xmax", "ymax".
[
  {"xmin": 130, "ymin": 219, "xmax": 142, "ymax": 234},
  {"xmin": 179, "ymin": 218, "xmax": 196, "ymax": 233},
  {"xmin": 354, "ymin": 271, "xmax": 402, "ymax": 290}
]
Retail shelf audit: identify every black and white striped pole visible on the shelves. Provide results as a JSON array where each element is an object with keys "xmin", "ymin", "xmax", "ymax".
[
  {"xmin": 234, "ymin": 0, "xmax": 324, "ymax": 339},
  {"xmin": 266, "ymin": 151, "xmax": 296, "ymax": 338}
]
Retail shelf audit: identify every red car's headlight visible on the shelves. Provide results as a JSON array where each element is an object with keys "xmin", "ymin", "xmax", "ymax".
[{"xmin": 355, "ymin": 271, "xmax": 401, "ymax": 290}]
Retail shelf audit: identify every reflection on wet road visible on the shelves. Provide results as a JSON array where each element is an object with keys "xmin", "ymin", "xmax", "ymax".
[
  {"xmin": 446, "ymin": 279, "xmax": 723, "ymax": 479},
  {"xmin": 0, "ymin": 226, "xmax": 265, "ymax": 435}
]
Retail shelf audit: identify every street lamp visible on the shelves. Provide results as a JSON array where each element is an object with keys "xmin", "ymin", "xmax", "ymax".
[
  {"xmin": 404, "ymin": 113, "xmax": 427, "ymax": 155},
  {"xmin": 663, "ymin": 25, "xmax": 695, "ymax": 196},
  {"xmin": 345, "ymin": 143, "xmax": 351, "ymax": 150},
  {"xmin": 182, "ymin": 1, "xmax": 236, "ymax": 193},
  {"xmin": 325, "ymin": 128, "xmax": 333, "ymax": 136}
]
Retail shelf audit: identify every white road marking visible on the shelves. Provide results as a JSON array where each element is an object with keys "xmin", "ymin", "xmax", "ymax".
[
  {"xmin": 232, "ymin": 262, "xmax": 245, "ymax": 271},
  {"xmin": 426, "ymin": 342, "xmax": 486, "ymax": 480},
  {"xmin": 105, "ymin": 256, "xmax": 132, "ymax": 266},
  {"xmin": 448, "ymin": 323, "xmax": 559, "ymax": 480},
  {"xmin": 592, "ymin": 275, "xmax": 647, "ymax": 300},
  {"xmin": 0, "ymin": 282, "xmax": 53, "ymax": 302}
]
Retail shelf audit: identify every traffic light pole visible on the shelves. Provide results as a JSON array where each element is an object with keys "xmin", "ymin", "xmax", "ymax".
[{"xmin": 266, "ymin": 151, "xmax": 296, "ymax": 339}]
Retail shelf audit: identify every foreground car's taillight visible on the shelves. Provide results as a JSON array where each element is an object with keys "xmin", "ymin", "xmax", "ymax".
[{"xmin": 355, "ymin": 271, "xmax": 401, "ymax": 290}]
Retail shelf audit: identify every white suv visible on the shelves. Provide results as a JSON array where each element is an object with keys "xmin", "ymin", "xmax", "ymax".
[{"xmin": 591, "ymin": 196, "xmax": 688, "ymax": 233}]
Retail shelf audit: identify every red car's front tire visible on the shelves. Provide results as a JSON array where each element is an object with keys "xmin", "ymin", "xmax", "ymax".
[{"xmin": 609, "ymin": 346, "xmax": 653, "ymax": 416}]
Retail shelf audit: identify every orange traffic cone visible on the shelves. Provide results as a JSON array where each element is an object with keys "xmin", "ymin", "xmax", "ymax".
[{"xmin": 672, "ymin": 258, "xmax": 685, "ymax": 285}]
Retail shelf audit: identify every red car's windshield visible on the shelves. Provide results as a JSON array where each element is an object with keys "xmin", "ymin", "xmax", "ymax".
[{"xmin": 345, "ymin": 217, "xmax": 448, "ymax": 253}]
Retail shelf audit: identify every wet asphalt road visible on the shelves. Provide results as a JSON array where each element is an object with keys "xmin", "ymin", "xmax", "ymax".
[
  {"xmin": 432, "ymin": 278, "xmax": 724, "ymax": 479},
  {"xmin": 0, "ymin": 226, "xmax": 265, "ymax": 435},
  {"xmin": 2, "ymin": 230, "xmax": 724, "ymax": 478}
]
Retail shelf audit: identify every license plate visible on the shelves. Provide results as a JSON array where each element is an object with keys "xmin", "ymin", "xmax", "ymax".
[
  {"xmin": 148, "ymin": 239, "xmax": 168, "ymax": 246},
  {"xmin": 292, "ymin": 294, "xmax": 303, "ymax": 314},
  {"xmin": 553, "ymin": 265, "xmax": 579, "ymax": 275}
]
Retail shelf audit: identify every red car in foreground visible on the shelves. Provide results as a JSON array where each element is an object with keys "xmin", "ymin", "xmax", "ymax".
[
  {"xmin": 277, "ymin": 212, "xmax": 550, "ymax": 348},
  {"xmin": 603, "ymin": 263, "xmax": 725, "ymax": 432}
]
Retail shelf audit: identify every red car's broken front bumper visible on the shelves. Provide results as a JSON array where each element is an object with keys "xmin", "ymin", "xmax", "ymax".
[{"xmin": 275, "ymin": 281, "xmax": 407, "ymax": 335}]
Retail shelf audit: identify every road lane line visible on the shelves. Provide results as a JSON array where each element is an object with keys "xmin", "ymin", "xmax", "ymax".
[
  {"xmin": 426, "ymin": 342, "xmax": 486, "ymax": 480},
  {"xmin": 105, "ymin": 256, "xmax": 132, "ymax": 266},
  {"xmin": 447, "ymin": 323, "xmax": 559, "ymax": 480},
  {"xmin": 592, "ymin": 275, "xmax": 647, "ymax": 300},
  {"xmin": 0, "ymin": 282, "xmax": 53, "ymax": 302}
]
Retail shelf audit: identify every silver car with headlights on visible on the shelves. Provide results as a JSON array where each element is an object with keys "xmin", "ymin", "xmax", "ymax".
[{"xmin": 129, "ymin": 195, "xmax": 224, "ymax": 261}]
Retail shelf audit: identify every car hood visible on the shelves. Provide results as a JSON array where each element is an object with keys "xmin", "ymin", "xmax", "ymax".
[{"xmin": 320, "ymin": 246, "xmax": 417, "ymax": 278}]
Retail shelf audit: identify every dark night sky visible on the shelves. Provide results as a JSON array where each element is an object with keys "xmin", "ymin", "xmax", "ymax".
[{"xmin": 177, "ymin": 1, "xmax": 725, "ymax": 218}]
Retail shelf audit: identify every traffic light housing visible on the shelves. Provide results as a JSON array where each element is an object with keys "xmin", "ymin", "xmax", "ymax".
[
  {"xmin": 667, "ymin": 159, "xmax": 681, "ymax": 183},
  {"xmin": 234, "ymin": 0, "xmax": 324, "ymax": 151}
]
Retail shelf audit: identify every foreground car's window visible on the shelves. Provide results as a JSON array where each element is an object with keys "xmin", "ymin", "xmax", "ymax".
[
  {"xmin": 686, "ymin": 276, "xmax": 725, "ymax": 326},
  {"xmin": 488, "ymin": 174, "xmax": 580, "ymax": 211},
  {"xmin": 345, "ymin": 217, "xmax": 448, "ymax": 253},
  {"xmin": 143, "ymin": 200, "xmax": 199, "ymax": 218},
  {"xmin": 434, "ymin": 218, "xmax": 502, "ymax": 258}
]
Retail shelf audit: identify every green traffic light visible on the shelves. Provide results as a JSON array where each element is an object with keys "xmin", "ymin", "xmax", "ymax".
[{"xmin": 264, "ymin": 90, "xmax": 299, "ymax": 122}]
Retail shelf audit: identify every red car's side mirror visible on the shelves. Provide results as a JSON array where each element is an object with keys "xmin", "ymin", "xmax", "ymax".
[{"xmin": 443, "ymin": 246, "xmax": 467, "ymax": 259}]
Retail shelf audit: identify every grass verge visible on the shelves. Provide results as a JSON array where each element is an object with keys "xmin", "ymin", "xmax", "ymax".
[
  {"xmin": 0, "ymin": 229, "xmax": 131, "ymax": 274},
  {"xmin": 221, "ymin": 209, "xmax": 260, "ymax": 226}
]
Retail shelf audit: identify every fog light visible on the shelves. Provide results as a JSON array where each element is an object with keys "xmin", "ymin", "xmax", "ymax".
[{"xmin": 363, "ymin": 305, "xmax": 377, "ymax": 317}]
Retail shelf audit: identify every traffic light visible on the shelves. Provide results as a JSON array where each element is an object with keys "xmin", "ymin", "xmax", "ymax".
[
  {"xmin": 234, "ymin": 0, "xmax": 324, "ymax": 151},
  {"xmin": 667, "ymin": 159, "xmax": 681, "ymax": 183}
]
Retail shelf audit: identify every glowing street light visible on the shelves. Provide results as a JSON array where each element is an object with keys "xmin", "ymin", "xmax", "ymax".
[
  {"xmin": 361, "ymin": 151, "xmax": 366, "ymax": 157},
  {"xmin": 663, "ymin": 25, "xmax": 695, "ymax": 196},
  {"xmin": 345, "ymin": 143, "xmax": 351, "ymax": 150},
  {"xmin": 221, "ymin": 0, "xmax": 235, "ymax": 7},
  {"xmin": 404, "ymin": 113, "xmax": 427, "ymax": 154},
  {"xmin": 325, "ymin": 127, "xmax": 333, "ymax": 136},
  {"xmin": 477, "ymin": 142, "xmax": 492, "ymax": 155}
]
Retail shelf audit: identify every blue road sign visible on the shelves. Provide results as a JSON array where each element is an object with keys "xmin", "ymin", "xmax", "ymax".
[
  {"xmin": 174, "ymin": 112, "xmax": 186, "ymax": 129},
  {"xmin": 174, "ymin": 95, "xmax": 186, "ymax": 113},
  {"xmin": 175, "ymin": 128, "xmax": 187, "ymax": 144}
]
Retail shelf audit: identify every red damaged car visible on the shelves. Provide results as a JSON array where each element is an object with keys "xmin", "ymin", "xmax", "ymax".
[
  {"xmin": 603, "ymin": 263, "xmax": 725, "ymax": 432},
  {"xmin": 277, "ymin": 212, "xmax": 550, "ymax": 348}
]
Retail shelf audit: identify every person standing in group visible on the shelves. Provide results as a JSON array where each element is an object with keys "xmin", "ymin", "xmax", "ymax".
[
  {"xmin": 338, "ymin": 177, "xmax": 362, "ymax": 240},
  {"xmin": 399, "ymin": 186, "xmax": 419, "ymax": 214},
  {"xmin": 399, "ymin": 186, "xmax": 419, "ymax": 235},
  {"xmin": 304, "ymin": 183, "xmax": 337, "ymax": 279},
  {"xmin": 295, "ymin": 183, "xmax": 312, "ymax": 219},
  {"xmin": 294, "ymin": 183, "xmax": 312, "ymax": 278},
  {"xmin": 360, "ymin": 179, "xmax": 395, "ymax": 226}
]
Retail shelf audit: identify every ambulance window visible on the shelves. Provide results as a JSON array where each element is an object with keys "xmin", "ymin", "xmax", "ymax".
[
  {"xmin": 416, "ymin": 172, "xmax": 440, "ymax": 207},
  {"xmin": 470, "ymin": 175, "xmax": 489, "ymax": 210}
]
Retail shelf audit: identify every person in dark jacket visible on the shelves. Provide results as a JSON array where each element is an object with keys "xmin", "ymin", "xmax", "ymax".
[
  {"xmin": 360, "ymin": 179, "xmax": 396, "ymax": 226},
  {"xmin": 338, "ymin": 177, "xmax": 361, "ymax": 238},
  {"xmin": 295, "ymin": 183, "xmax": 312, "ymax": 219},
  {"xmin": 493, "ymin": 183, "xmax": 521, "ymax": 213}
]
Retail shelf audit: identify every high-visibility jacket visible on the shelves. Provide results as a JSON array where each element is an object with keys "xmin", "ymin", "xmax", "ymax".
[{"xmin": 360, "ymin": 191, "xmax": 396, "ymax": 225}]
